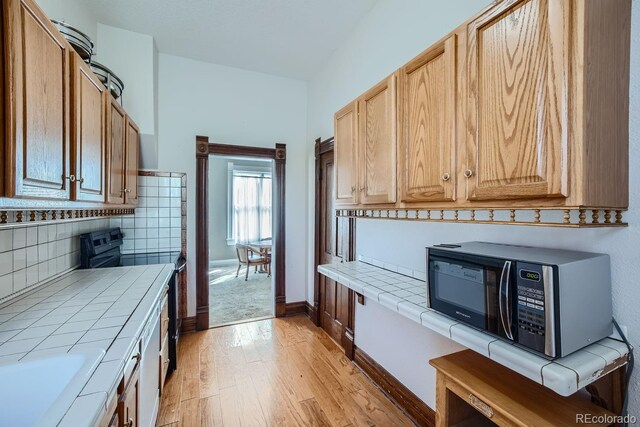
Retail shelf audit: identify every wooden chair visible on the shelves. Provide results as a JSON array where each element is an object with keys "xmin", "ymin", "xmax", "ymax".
[{"xmin": 235, "ymin": 244, "xmax": 270, "ymax": 281}]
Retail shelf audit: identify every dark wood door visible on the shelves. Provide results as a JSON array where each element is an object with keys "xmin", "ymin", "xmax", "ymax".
[{"xmin": 318, "ymin": 146, "xmax": 355, "ymax": 353}]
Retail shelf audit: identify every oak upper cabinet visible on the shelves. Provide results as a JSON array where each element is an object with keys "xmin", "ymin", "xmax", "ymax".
[
  {"xmin": 358, "ymin": 74, "xmax": 397, "ymax": 205},
  {"xmin": 398, "ymin": 35, "xmax": 457, "ymax": 203},
  {"xmin": 71, "ymin": 55, "xmax": 107, "ymax": 202},
  {"xmin": 466, "ymin": 0, "xmax": 569, "ymax": 201},
  {"xmin": 124, "ymin": 118, "xmax": 140, "ymax": 205},
  {"xmin": 334, "ymin": 101, "xmax": 358, "ymax": 205},
  {"xmin": 3, "ymin": 0, "xmax": 72, "ymax": 200},
  {"xmin": 465, "ymin": 0, "xmax": 630, "ymax": 208},
  {"xmin": 106, "ymin": 96, "xmax": 126, "ymax": 204}
]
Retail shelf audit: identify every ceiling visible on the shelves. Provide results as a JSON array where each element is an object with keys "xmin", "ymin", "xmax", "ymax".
[{"xmin": 86, "ymin": 0, "xmax": 377, "ymax": 80}]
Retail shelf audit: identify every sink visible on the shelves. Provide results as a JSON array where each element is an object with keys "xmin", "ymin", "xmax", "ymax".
[{"xmin": 0, "ymin": 348, "xmax": 104, "ymax": 427}]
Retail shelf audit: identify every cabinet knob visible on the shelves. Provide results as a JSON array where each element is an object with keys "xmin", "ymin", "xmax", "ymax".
[
  {"xmin": 125, "ymin": 418, "xmax": 134, "ymax": 427},
  {"xmin": 77, "ymin": 177, "xmax": 84, "ymax": 184},
  {"xmin": 464, "ymin": 169, "xmax": 474, "ymax": 178},
  {"xmin": 351, "ymin": 186, "xmax": 355, "ymax": 194},
  {"xmin": 359, "ymin": 186, "xmax": 365, "ymax": 192},
  {"xmin": 441, "ymin": 173, "xmax": 450, "ymax": 182},
  {"xmin": 63, "ymin": 175, "xmax": 76, "ymax": 182},
  {"xmin": 131, "ymin": 352, "xmax": 141, "ymax": 362},
  {"xmin": 125, "ymin": 188, "xmax": 131, "ymax": 193}
]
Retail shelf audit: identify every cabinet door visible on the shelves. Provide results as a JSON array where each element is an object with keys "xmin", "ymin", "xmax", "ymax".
[
  {"xmin": 466, "ymin": 0, "xmax": 569, "ymax": 201},
  {"xmin": 3, "ymin": 0, "xmax": 71, "ymax": 200},
  {"xmin": 72, "ymin": 55, "xmax": 107, "ymax": 202},
  {"xmin": 334, "ymin": 101, "xmax": 358, "ymax": 205},
  {"xmin": 118, "ymin": 370, "xmax": 139, "ymax": 427},
  {"xmin": 106, "ymin": 97, "xmax": 126, "ymax": 204},
  {"xmin": 399, "ymin": 35, "xmax": 456, "ymax": 203},
  {"xmin": 124, "ymin": 118, "xmax": 140, "ymax": 205},
  {"xmin": 358, "ymin": 75, "xmax": 397, "ymax": 205}
]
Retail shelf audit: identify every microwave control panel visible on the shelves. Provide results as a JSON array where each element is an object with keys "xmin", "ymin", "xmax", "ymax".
[{"xmin": 515, "ymin": 262, "xmax": 546, "ymax": 353}]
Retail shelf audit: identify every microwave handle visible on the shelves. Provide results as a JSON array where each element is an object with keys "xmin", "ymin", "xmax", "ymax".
[{"xmin": 499, "ymin": 260, "xmax": 514, "ymax": 340}]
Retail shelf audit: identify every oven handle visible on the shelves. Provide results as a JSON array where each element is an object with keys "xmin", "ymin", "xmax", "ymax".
[{"xmin": 499, "ymin": 260, "xmax": 513, "ymax": 341}]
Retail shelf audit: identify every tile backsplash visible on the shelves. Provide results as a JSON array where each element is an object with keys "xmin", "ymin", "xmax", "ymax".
[
  {"xmin": 0, "ymin": 219, "xmax": 111, "ymax": 302},
  {"xmin": 110, "ymin": 173, "xmax": 185, "ymax": 254}
]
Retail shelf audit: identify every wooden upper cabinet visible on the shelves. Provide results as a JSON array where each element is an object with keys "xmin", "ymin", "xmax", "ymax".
[
  {"xmin": 106, "ymin": 97, "xmax": 126, "ymax": 204},
  {"xmin": 124, "ymin": 118, "xmax": 140, "ymax": 205},
  {"xmin": 465, "ymin": 0, "xmax": 569, "ymax": 201},
  {"xmin": 3, "ymin": 0, "xmax": 71, "ymax": 200},
  {"xmin": 399, "ymin": 35, "xmax": 457, "ymax": 203},
  {"xmin": 334, "ymin": 101, "xmax": 358, "ymax": 206},
  {"xmin": 358, "ymin": 74, "xmax": 397, "ymax": 205},
  {"xmin": 71, "ymin": 55, "xmax": 107, "ymax": 202}
]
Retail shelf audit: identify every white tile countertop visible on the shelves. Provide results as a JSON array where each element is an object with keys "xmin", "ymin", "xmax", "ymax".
[
  {"xmin": 0, "ymin": 264, "xmax": 174, "ymax": 426},
  {"xmin": 318, "ymin": 261, "xmax": 630, "ymax": 397}
]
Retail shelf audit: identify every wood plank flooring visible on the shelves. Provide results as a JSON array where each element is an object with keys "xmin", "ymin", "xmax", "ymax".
[{"xmin": 157, "ymin": 315, "xmax": 416, "ymax": 427}]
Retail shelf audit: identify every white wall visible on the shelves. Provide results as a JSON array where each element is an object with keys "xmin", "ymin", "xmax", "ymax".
[
  {"xmin": 307, "ymin": 0, "xmax": 640, "ymax": 413},
  {"xmin": 157, "ymin": 54, "xmax": 308, "ymax": 315},
  {"xmin": 96, "ymin": 24, "xmax": 157, "ymax": 137},
  {"xmin": 36, "ymin": 0, "xmax": 98, "ymax": 43}
]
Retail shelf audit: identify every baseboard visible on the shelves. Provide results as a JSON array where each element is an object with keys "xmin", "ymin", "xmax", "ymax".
[
  {"xmin": 284, "ymin": 301, "xmax": 313, "ymax": 317},
  {"xmin": 209, "ymin": 259, "xmax": 238, "ymax": 267},
  {"xmin": 354, "ymin": 346, "xmax": 435, "ymax": 427},
  {"xmin": 180, "ymin": 316, "xmax": 197, "ymax": 334}
]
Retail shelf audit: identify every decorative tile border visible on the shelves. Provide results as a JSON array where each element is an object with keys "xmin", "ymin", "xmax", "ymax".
[
  {"xmin": 0, "ymin": 209, "xmax": 134, "ymax": 229},
  {"xmin": 338, "ymin": 208, "xmax": 627, "ymax": 228}
]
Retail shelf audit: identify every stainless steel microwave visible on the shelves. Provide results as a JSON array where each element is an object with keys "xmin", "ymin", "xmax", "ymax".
[{"xmin": 426, "ymin": 242, "xmax": 612, "ymax": 358}]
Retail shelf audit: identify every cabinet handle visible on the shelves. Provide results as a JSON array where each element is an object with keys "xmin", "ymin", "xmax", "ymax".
[
  {"xmin": 359, "ymin": 186, "xmax": 365, "ymax": 192},
  {"xmin": 464, "ymin": 169, "xmax": 474, "ymax": 178},
  {"xmin": 63, "ymin": 175, "xmax": 76, "ymax": 182},
  {"xmin": 125, "ymin": 418, "xmax": 134, "ymax": 427},
  {"xmin": 125, "ymin": 188, "xmax": 131, "ymax": 193},
  {"xmin": 131, "ymin": 352, "xmax": 141, "ymax": 362},
  {"xmin": 441, "ymin": 173, "xmax": 450, "ymax": 182},
  {"xmin": 77, "ymin": 177, "xmax": 84, "ymax": 184},
  {"xmin": 351, "ymin": 186, "xmax": 356, "ymax": 194}
]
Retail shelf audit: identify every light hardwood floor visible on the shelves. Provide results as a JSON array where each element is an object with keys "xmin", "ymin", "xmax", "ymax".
[{"xmin": 157, "ymin": 315, "xmax": 416, "ymax": 427}]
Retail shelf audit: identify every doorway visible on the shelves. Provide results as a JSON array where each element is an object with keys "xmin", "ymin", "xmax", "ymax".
[
  {"xmin": 208, "ymin": 155, "xmax": 274, "ymax": 327},
  {"xmin": 195, "ymin": 137, "xmax": 287, "ymax": 331}
]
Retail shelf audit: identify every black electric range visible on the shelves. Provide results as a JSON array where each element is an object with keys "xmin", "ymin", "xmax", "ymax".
[{"xmin": 79, "ymin": 228, "xmax": 184, "ymax": 375}]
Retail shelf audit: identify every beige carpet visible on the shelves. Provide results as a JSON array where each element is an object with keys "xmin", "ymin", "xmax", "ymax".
[{"xmin": 208, "ymin": 264, "xmax": 274, "ymax": 327}]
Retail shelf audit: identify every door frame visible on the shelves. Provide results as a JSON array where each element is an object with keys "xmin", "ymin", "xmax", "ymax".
[
  {"xmin": 313, "ymin": 136, "xmax": 357, "ymax": 359},
  {"xmin": 195, "ymin": 136, "xmax": 287, "ymax": 331}
]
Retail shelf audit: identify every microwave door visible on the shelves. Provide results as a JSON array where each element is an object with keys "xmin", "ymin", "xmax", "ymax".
[
  {"xmin": 428, "ymin": 255, "xmax": 505, "ymax": 338},
  {"xmin": 498, "ymin": 260, "xmax": 514, "ymax": 341}
]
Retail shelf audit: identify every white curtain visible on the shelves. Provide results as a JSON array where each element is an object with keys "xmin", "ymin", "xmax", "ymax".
[{"xmin": 232, "ymin": 174, "xmax": 272, "ymax": 243}]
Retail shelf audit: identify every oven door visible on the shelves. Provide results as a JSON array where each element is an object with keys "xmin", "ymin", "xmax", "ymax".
[{"xmin": 427, "ymin": 251, "xmax": 515, "ymax": 341}]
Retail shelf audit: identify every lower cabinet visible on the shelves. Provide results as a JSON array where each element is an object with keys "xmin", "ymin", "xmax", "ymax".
[
  {"xmin": 102, "ymin": 289, "xmax": 170, "ymax": 427},
  {"xmin": 118, "ymin": 365, "xmax": 139, "ymax": 427}
]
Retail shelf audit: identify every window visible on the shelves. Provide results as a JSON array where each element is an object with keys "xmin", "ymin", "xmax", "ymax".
[{"xmin": 226, "ymin": 163, "xmax": 272, "ymax": 244}]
